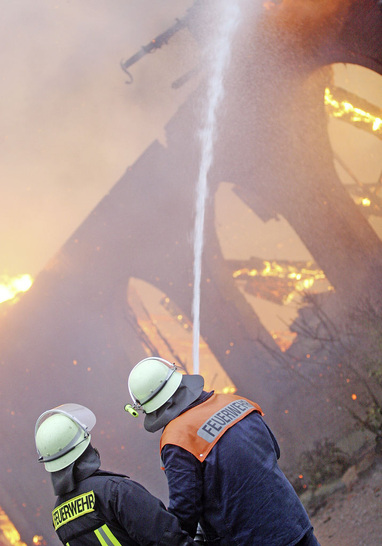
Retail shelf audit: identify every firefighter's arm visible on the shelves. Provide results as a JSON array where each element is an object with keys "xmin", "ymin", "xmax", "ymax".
[
  {"xmin": 114, "ymin": 477, "xmax": 197, "ymax": 545},
  {"xmin": 161, "ymin": 444, "xmax": 204, "ymax": 538}
]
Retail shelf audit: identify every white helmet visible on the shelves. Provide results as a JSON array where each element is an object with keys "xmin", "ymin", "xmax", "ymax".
[
  {"xmin": 126, "ymin": 357, "xmax": 182, "ymax": 414},
  {"xmin": 35, "ymin": 403, "xmax": 96, "ymax": 472}
]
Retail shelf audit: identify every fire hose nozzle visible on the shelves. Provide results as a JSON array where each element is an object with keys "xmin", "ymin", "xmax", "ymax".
[{"xmin": 124, "ymin": 404, "xmax": 139, "ymax": 418}]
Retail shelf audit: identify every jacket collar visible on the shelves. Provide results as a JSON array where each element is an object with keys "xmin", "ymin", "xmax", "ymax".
[{"xmin": 51, "ymin": 444, "xmax": 101, "ymax": 496}]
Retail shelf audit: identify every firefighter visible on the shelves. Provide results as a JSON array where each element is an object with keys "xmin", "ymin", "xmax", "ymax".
[
  {"xmin": 125, "ymin": 357, "xmax": 321, "ymax": 546},
  {"xmin": 35, "ymin": 403, "xmax": 197, "ymax": 545}
]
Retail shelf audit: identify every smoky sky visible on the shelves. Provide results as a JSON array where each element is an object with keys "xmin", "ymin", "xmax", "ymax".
[
  {"xmin": 1, "ymin": 0, "xmax": 381, "ymax": 283},
  {"xmin": 1, "ymin": 0, "xmax": 194, "ymax": 277}
]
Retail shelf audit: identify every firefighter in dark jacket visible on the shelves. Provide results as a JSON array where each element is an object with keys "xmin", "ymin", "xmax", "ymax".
[
  {"xmin": 125, "ymin": 357, "xmax": 321, "ymax": 546},
  {"xmin": 35, "ymin": 403, "xmax": 197, "ymax": 546}
]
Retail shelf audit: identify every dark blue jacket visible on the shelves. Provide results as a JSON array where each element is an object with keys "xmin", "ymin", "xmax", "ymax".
[
  {"xmin": 161, "ymin": 395, "xmax": 312, "ymax": 545},
  {"xmin": 53, "ymin": 469, "xmax": 196, "ymax": 545}
]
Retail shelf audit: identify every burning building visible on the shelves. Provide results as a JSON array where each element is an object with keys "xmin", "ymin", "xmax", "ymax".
[{"xmin": 0, "ymin": 0, "xmax": 381, "ymax": 543}]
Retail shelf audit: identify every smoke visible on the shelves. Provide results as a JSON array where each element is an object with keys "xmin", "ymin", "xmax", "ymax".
[
  {"xmin": 0, "ymin": 2, "xmax": 381, "ymax": 542},
  {"xmin": 0, "ymin": 0, "xmax": 194, "ymax": 277}
]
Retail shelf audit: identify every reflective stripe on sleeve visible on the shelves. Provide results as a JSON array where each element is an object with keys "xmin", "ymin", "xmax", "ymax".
[{"xmin": 94, "ymin": 524, "xmax": 123, "ymax": 546}]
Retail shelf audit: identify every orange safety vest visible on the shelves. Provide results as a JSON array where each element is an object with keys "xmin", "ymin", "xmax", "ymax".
[{"xmin": 160, "ymin": 393, "xmax": 263, "ymax": 463}]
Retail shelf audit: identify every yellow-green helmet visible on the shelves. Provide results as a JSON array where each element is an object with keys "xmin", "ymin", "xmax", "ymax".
[
  {"xmin": 35, "ymin": 403, "xmax": 96, "ymax": 472},
  {"xmin": 127, "ymin": 357, "xmax": 182, "ymax": 413}
]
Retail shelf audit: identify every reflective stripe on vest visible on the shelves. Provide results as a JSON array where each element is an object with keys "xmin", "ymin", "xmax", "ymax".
[
  {"xmin": 94, "ymin": 524, "xmax": 122, "ymax": 546},
  {"xmin": 160, "ymin": 393, "xmax": 263, "ymax": 463}
]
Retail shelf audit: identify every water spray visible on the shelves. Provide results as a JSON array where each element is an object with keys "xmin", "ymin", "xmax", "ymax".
[{"xmin": 192, "ymin": 2, "xmax": 242, "ymax": 374}]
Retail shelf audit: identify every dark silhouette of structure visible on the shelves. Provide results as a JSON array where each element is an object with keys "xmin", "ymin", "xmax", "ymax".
[{"xmin": 0, "ymin": 1, "xmax": 381, "ymax": 543}]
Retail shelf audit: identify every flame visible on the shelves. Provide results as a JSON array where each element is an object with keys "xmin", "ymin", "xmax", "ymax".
[
  {"xmin": 128, "ymin": 279, "xmax": 236, "ymax": 394},
  {"xmin": 271, "ymin": 330, "xmax": 297, "ymax": 352},
  {"xmin": 352, "ymin": 195, "xmax": 372, "ymax": 208},
  {"xmin": 0, "ymin": 274, "xmax": 33, "ymax": 304},
  {"xmin": 233, "ymin": 260, "xmax": 329, "ymax": 304},
  {"xmin": 0, "ymin": 507, "xmax": 27, "ymax": 546},
  {"xmin": 325, "ymin": 88, "xmax": 382, "ymax": 137},
  {"xmin": 233, "ymin": 260, "xmax": 325, "ymax": 282}
]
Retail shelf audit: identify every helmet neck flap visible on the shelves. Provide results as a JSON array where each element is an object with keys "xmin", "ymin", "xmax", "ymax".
[
  {"xmin": 50, "ymin": 444, "xmax": 101, "ymax": 496},
  {"xmin": 143, "ymin": 374, "xmax": 204, "ymax": 432}
]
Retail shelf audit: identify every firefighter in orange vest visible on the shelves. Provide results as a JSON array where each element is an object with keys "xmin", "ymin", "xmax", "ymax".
[{"xmin": 125, "ymin": 357, "xmax": 320, "ymax": 546}]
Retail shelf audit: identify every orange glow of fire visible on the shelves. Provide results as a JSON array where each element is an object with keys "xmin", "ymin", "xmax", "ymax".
[
  {"xmin": 0, "ymin": 274, "xmax": 33, "ymax": 304},
  {"xmin": 263, "ymin": 1, "xmax": 278, "ymax": 10},
  {"xmin": 233, "ymin": 260, "xmax": 328, "ymax": 304},
  {"xmin": 0, "ymin": 506, "xmax": 27, "ymax": 546},
  {"xmin": 161, "ymin": 297, "xmax": 192, "ymax": 331},
  {"xmin": 271, "ymin": 331, "xmax": 297, "ymax": 352},
  {"xmin": 325, "ymin": 88, "xmax": 382, "ymax": 136},
  {"xmin": 353, "ymin": 196, "xmax": 372, "ymax": 208},
  {"xmin": 128, "ymin": 280, "xmax": 237, "ymax": 393},
  {"xmin": 221, "ymin": 385, "xmax": 237, "ymax": 394}
]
